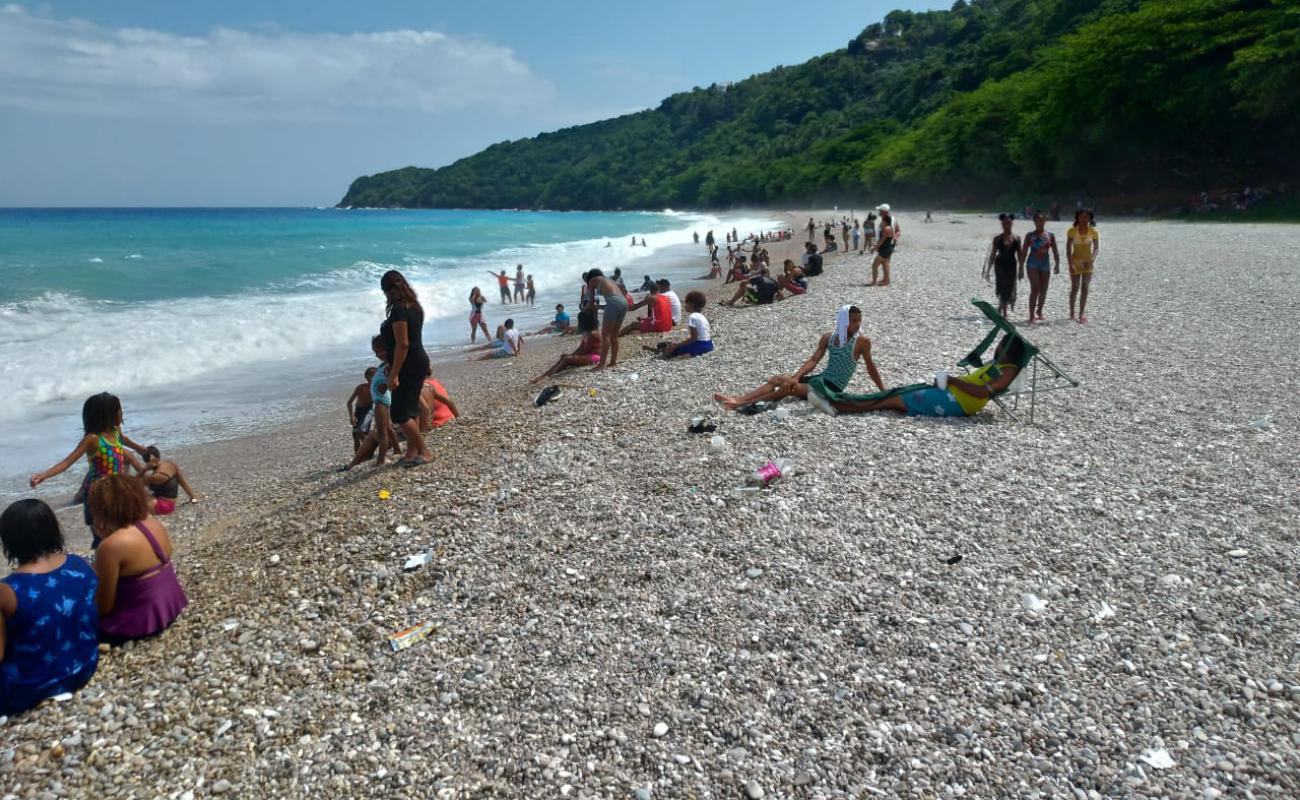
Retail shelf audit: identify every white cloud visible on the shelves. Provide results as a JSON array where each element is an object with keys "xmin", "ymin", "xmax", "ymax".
[{"xmin": 0, "ymin": 4, "xmax": 554, "ymax": 119}]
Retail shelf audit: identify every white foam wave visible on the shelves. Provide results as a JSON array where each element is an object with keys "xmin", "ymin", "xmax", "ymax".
[
  {"xmin": 0, "ymin": 211, "xmax": 782, "ymax": 421},
  {"xmin": 87, "ymin": 257, "xmax": 103, "ymax": 263}
]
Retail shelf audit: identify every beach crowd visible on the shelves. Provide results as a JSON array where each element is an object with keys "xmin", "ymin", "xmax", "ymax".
[{"xmin": 2, "ymin": 205, "xmax": 1100, "ymax": 718}]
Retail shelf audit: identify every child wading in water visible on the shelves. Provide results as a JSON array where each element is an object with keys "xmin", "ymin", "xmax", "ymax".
[
  {"xmin": 30, "ymin": 393, "xmax": 148, "ymax": 547},
  {"xmin": 0, "ymin": 499, "xmax": 99, "ymax": 715}
]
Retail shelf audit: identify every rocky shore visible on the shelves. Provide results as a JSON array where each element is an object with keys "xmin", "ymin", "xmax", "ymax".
[{"xmin": 4, "ymin": 214, "xmax": 1298, "ymax": 799}]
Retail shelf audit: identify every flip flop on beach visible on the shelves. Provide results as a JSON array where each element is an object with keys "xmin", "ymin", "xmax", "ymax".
[{"xmin": 399, "ymin": 456, "xmax": 431, "ymax": 469}]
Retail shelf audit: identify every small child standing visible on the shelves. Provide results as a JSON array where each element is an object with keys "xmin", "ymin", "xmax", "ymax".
[
  {"xmin": 657, "ymin": 291, "xmax": 713, "ymax": 358},
  {"xmin": 346, "ymin": 369, "xmax": 374, "ymax": 452},
  {"xmin": 30, "ymin": 392, "xmax": 147, "ymax": 547},
  {"xmin": 342, "ymin": 337, "xmax": 402, "ymax": 470},
  {"xmin": 0, "ymin": 499, "xmax": 99, "ymax": 715}
]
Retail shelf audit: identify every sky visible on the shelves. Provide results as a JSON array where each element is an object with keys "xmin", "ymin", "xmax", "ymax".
[{"xmin": 0, "ymin": 1, "xmax": 949, "ymax": 206}]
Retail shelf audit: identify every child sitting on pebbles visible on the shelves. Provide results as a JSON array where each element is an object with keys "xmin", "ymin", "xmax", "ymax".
[
  {"xmin": 650, "ymin": 291, "xmax": 713, "ymax": 358},
  {"xmin": 531, "ymin": 308, "xmax": 602, "ymax": 383},
  {"xmin": 0, "ymin": 499, "xmax": 100, "ymax": 715}
]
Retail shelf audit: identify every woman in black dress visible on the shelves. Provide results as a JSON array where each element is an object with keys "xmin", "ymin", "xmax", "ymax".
[
  {"xmin": 984, "ymin": 213, "xmax": 1023, "ymax": 317},
  {"xmin": 379, "ymin": 270, "xmax": 433, "ymax": 467}
]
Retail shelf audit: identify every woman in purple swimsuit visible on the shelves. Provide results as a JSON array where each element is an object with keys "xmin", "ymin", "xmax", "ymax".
[{"xmin": 88, "ymin": 475, "xmax": 188, "ymax": 644}]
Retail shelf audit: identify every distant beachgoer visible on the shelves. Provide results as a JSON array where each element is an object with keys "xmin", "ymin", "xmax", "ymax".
[
  {"xmin": 533, "ymin": 304, "xmax": 572, "ymax": 335},
  {"xmin": 1021, "ymin": 212, "xmax": 1060, "ymax": 323},
  {"xmin": 586, "ymin": 269, "xmax": 627, "ymax": 370},
  {"xmin": 841, "ymin": 219, "xmax": 850, "ymax": 249},
  {"xmin": 139, "ymin": 447, "xmax": 199, "ymax": 514},
  {"xmin": 1066, "ymin": 210, "xmax": 1100, "ymax": 323},
  {"xmin": 713, "ymin": 305, "xmax": 883, "ymax": 409},
  {"xmin": 640, "ymin": 238, "xmax": 647, "ymax": 247},
  {"xmin": 731, "ymin": 227, "xmax": 737, "ymax": 242},
  {"xmin": 778, "ymin": 259, "xmax": 808, "ymax": 296},
  {"xmin": 513, "ymin": 265, "xmax": 527, "ymax": 303},
  {"xmin": 925, "ymin": 211, "xmax": 933, "ymax": 223},
  {"xmin": 654, "ymin": 291, "xmax": 713, "ymax": 358},
  {"xmin": 418, "ymin": 375, "xmax": 459, "ymax": 433},
  {"xmin": 806, "ymin": 218, "xmax": 815, "ymax": 240},
  {"xmin": 824, "ymin": 336, "xmax": 1025, "ymax": 417},
  {"xmin": 489, "ymin": 270, "xmax": 511, "ymax": 304},
  {"xmin": 630, "ymin": 236, "xmax": 636, "ymax": 246},
  {"xmin": 612, "ymin": 268, "xmax": 628, "ymax": 293},
  {"xmin": 29, "ymin": 392, "xmax": 147, "ymax": 547},
  {"xmin": 525, "ymin": 275, "xmax": 536, "ymax": 306},
  {"xmin": 620, "ymin": 284, "xmax": 674, "ymax": 338},
  {"xmin": 88, "ymin": 475, "xmax": 187, "ymax": 644},
  {"xmin": 657, "ymin": 279, "xmax": 682, "ymax": 324},
  {"xmin": 881, "ymin": 205, "xmax": 901, "ymax": 243},
  {"xmin": 852, "ymin": 222, "xmax": 861, "ymax": 252},
  {"xmin": 531, "ymin": 307, "xmax": 602, "ymax": 384},
  {"xmin": 722, "ymin": 267, "xmax": 782, "ymax": 306},
  {"xmin": 864, "ymin": 213, "xmax": 876, "ymax": 248},
  {"xmin": 346, "ymin": 368, "xmax": 374, "ymax": 452},
  {"xmin": 637, "ymin": 274, "xmax": 655, "ymax": 292},
  {"xmin": 468, "ymin": 287, "xmax": 490, "ymax": 342},
  {"xmin": 870, "ymin": 211, "xmax": 896, "ymax": 286},
  {"xmin": 984, "ymin": 213, "xmax": 1022, "ymax": 317},
  {"xmin": 693, "ymin": 231, "xmax": 699, "ymax": 244},
  {"xmin": 475, "ymin": 319, "xmax": 522, "ymax": 360},
  {"xmin": 0, "ymin": 499, "xmax": 99, "ymax": 715},
  {"xmin": 379, "ymin": 270, "xmax": 433, "ymax": 467}
]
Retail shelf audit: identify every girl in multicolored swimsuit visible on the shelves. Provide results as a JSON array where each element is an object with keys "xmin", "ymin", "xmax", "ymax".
[
  {"xmin": 1020, "ymin": 211, "xmax": 1059, "ymax": 324},
  {"xmin": 30, "ymin": 393, "xmax": 147, "ymax": 547}
]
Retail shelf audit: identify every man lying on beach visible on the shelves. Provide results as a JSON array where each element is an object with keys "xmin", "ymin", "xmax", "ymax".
[
  {"xmin": 713, "ymin": 306, "xmax": 883, "ymax": 410},
  {"xmin": 812, "ymin": 335, "xmax": 1024, "ymax": 418},
  {"xmin": 721, "ymin": 267, "xmax": 782, "ymax": 306},
  {"xmin": 531, "ymin": 308, "xmax": 601, "ymax": 383},
  {"xmin": 619, "ymin": 284, "xmax": 674, "ymax": 337}
]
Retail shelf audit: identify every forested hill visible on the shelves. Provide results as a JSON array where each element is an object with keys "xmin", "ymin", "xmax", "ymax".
[{"xmin": 338, "ymin": 0, "xmax": 1299, "ymax": 210}]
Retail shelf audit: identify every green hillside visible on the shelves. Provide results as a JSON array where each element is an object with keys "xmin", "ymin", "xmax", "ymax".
[{"xmin": 338, "ymin": 0, "xmax": 1298, "ymax": 210}]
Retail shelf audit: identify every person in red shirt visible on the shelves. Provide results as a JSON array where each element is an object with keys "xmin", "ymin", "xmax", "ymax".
[{"xmin": 619, "ymin": 284, "xmax": 675, "ymax": 337}]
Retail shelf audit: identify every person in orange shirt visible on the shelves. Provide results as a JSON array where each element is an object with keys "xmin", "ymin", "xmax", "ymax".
[{"xmin": 487, "ymin": 269, "xmax": 511, "ymax": 304}]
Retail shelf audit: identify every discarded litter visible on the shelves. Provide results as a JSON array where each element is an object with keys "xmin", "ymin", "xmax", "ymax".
[
  {"xmin": 709, "ymin": 435, "xmax": 727, "ymax": 453},
  {"xmin": 945, "ymin": 555, "xmax": 963, "ymax": 565},
  {"xmin": 1248, "ymin": 415, "xmax": 1273, "ymax": 432},
  {"xmin": 220, "ymin": 618, "xmax": 240, "ymax": 632},
  {"xmin": 1094, "ymin": 602, "xmax": 1117, "ymax": 622},
  {"xmin": 1020, "ymin": 593, "xmax": 1048, "ymax": 613},
  {"xmin": 1139, "ymin": 749, "xmax": 1175, "ymax": 769},
  {"xmin": 377, "ymin": 489, "xmax": 391, "ymax": 501},
  {"xmin": 736, "ymin": 401, "xmax": 778, "ymax": 416},
  {"xmin": 748, "ymin": 458, "xmax": 792, "ymax": 488},
  {"xmin": 535, "ymin": 385, "xmax": 562, "ymax": 407},
  {"xmin": 389, "ymin": 621, "xmax": 437, "ymax": 652},
  {"xmin": 688, "ymin": 416, "xmax": 718, "ymax": 434},
  {"xmin": 403, "ymin": 552, "xmax": 432, "ymax": 572}
]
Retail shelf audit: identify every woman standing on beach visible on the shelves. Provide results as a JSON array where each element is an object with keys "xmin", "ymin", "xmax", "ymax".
[
  {"xmin": 1020, "ymin": 212, "xmax": 1059, "ymax": 323},
  {"xmin": 869, "ymin": 211, "xmax": 896, "ymax": 286},
  {"xmin": 468, "ymin": 288, "xmax": 490, "ymax": 343},
  {"xmin": 379, "ymin": 270, "xmax": 433, "ymax": 467},
  {"xmin": 585, "ymin": 269, "xmax": 627, "ymax": 371},
  {"xmin": 1066, "ymin": 210, "xmax": 1100, "ymax": 323},
  {"xmin": 984, "ymin": 213, "xmax": 1022, "ymax": 317}
]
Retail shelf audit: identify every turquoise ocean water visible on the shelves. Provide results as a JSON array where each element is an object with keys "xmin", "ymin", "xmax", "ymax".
[{"xmin": 0, "ymin": 207, "xmax": 776, "ymax": 493}]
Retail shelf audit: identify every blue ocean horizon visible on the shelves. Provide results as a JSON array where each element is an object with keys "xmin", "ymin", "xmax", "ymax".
[{"xmin": 0, "ymin": 207, "xmax": 778, "ymax": 494}]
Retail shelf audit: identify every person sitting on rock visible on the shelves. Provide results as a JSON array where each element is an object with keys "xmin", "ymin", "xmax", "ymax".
[{"xmin": 0, "ymin": 499, "xmax": 99, "ymax": 715}]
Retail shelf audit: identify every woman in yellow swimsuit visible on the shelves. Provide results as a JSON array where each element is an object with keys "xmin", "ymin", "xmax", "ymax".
[{"xmin": 1065, "ymin": 209, "xmax": 1099, "ymax": 324}]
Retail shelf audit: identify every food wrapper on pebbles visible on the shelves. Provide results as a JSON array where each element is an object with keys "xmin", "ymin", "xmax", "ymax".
[{"xmin": 388, "ymin": 621, "xmax": 437, "ymax": 652}]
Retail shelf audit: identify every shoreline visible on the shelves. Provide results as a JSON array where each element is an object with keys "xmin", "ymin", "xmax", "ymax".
[{"xmin": 5, "ymin": 212, "xmax": 1298, "ymax": 798}]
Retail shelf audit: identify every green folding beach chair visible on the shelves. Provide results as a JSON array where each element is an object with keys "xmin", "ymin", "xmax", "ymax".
[{"xmin": 958, "ymin": 299, "xmax": 1079, "ymax": 423}]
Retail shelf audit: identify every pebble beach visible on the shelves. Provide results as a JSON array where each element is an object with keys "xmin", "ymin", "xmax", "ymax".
[{"xmin": 4, "ymin": 213, "xmax": 1299, "ymax": 799}]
